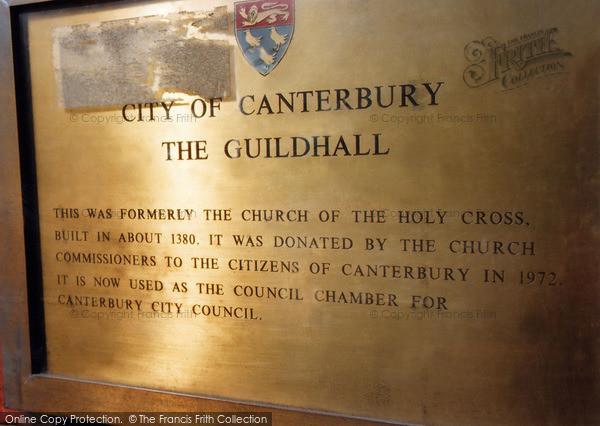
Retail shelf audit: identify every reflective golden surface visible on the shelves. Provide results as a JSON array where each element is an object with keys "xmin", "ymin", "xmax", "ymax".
[{"xmin": 23, "ymin": 0, "xmax": 599, "ymax": 423}]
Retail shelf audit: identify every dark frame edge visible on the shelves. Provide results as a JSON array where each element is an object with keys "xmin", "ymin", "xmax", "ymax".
[
  {"xmin": 0, "ymin": 0, "xmax": 34, "ymax": 412},
  {"xmin": 10, "ymin": 0, "xmax": 48, "ymax": 378}
]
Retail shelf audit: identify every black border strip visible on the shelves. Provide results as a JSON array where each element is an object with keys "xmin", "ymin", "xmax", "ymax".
[
  {"xmin": 11, "ymin": 0, "xmax": 46, "ymax": 375},
  {"xmin": 10, "ymin": 0, "xmax": 141, "ymax": 375}
]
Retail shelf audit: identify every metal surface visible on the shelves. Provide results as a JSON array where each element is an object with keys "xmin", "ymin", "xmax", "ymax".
[{"xmin": 1, "ymin": 0, "xmax": 599, "ymax": 424}]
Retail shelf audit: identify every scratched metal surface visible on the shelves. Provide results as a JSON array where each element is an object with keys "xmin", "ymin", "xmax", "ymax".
[{"xmin": 53, "ymin": 6, "xmax": 231, "ymax": 108}]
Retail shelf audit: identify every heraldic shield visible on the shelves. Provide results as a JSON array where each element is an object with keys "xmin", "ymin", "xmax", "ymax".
[{"xmin": 235, "ymin": 0, "xmax": 295, "ymax": 76}]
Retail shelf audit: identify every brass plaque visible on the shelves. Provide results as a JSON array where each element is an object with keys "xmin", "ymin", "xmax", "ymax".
[{"xmin": 19, "ymin": 0, "xmax": 598, "ymax": 423}]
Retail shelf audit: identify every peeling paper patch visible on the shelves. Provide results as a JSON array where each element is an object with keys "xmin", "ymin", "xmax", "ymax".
[{"xmin": 52, "ymin": 7, "xmax": 231, "ymax": 109}]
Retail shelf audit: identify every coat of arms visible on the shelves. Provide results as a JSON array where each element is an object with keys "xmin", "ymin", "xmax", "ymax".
[{"xmin": 234, "ymin": 0, "xmax": 295, "ymax": 76}]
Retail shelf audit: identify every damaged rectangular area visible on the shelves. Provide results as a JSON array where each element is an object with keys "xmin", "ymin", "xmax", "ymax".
[{"xmin": 52, "ymin": 7, "xmax": 231, "ymax": 109}]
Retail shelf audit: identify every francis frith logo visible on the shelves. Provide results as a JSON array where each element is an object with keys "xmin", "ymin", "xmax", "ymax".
[{"xmin": 463, "ymin": 28, "xmax": 571, "ymax": 90}]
